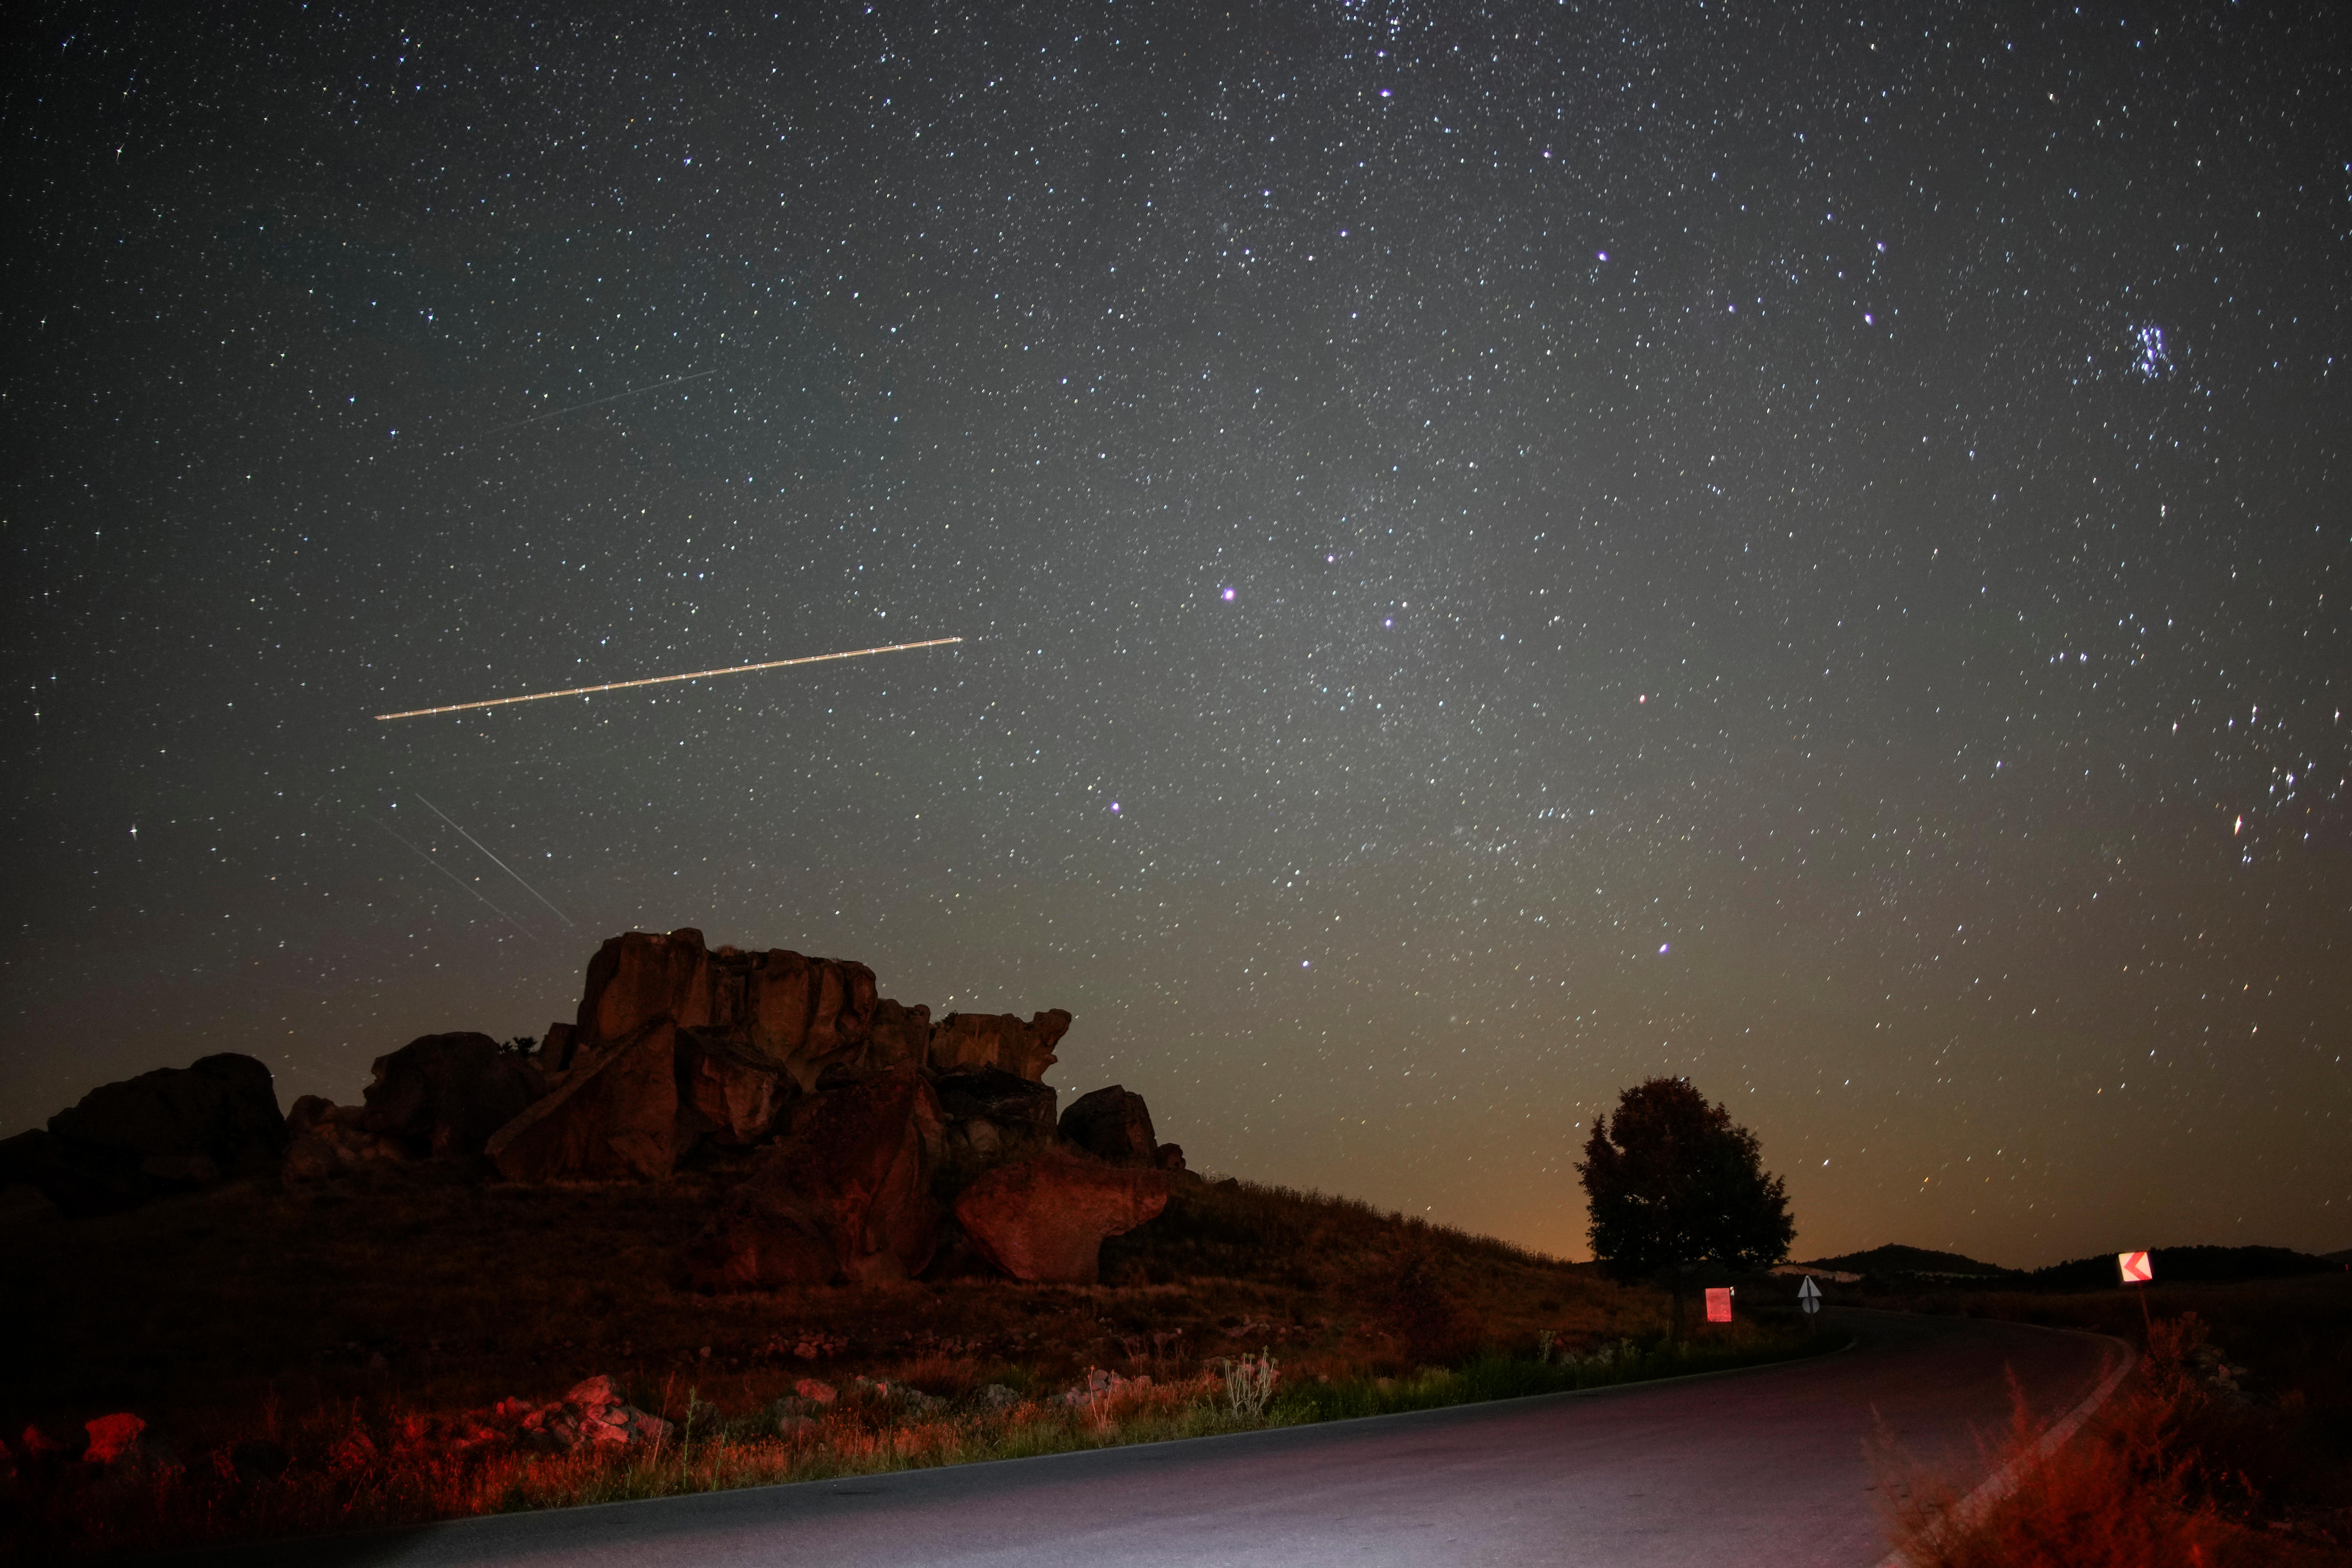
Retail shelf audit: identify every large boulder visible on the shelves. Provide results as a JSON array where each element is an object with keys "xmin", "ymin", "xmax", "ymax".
[
  {"xmin": 42, "ymin": 1052, "xmax": 288, "ymax": 1200},
  {"xmin": 952, "ymin": 1150, "xmax": 1170, "ymax": 1284},
  {"xmin": 927, "ymin": 1011, "xmax": 1070, "ymax": 1082},
  {"xmin": 359, "ymin": 1033, "xmax": 546, "ymax": 1160},
  {"xmin": 1058, "ymin": 1085, "xmax": 1160, "ymax": 1167},
  {"xmin": 488, "ymin": 1018, "xmax": 680, "ymax": 1181},
  {"xmin": 683, "ymin": 1064, "xmax": 944, "ymax": 1289}
]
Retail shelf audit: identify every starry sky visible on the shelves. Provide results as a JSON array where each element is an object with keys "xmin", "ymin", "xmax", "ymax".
[{"xmin": 6, "ymin": 1, "xmax": 2347, "ymax": 1268}]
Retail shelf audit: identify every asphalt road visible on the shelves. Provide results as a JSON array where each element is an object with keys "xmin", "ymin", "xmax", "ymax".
[{"xmin": 231, "ymin": 1309, "xmax": 2127, "ymax": 1568}]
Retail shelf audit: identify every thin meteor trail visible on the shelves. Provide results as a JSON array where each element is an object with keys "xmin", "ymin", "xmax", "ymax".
[
  {"xmin": 413, "ymin": 794, "xmax": 574, "ymax": 928},
  {"xmin": 472, "ymin": 367, "xmax": 721, "ymax": 441},
  {"xmin": 367, "ymin": 813, "xmax": 539, "ymax": 943},
  {"xmin": 373, "ymin": 636, "xmax": 964, "ymax": 721}
]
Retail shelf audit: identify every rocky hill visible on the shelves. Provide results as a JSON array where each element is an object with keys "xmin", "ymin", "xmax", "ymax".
[{"xmin": 0, "ymin": 928, "xmax": 1185, "ymax": 1289}]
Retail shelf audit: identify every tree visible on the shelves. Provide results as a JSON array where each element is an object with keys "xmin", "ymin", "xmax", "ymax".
[{"xmin": 1577, "ymin": 1077, "xmax": 1795, "ymax": 1289}]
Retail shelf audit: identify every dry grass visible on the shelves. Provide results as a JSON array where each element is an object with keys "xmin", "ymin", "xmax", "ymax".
[
  {"xmin": 1874, "ymin": 1302, "xmax": 2352, "ymax": 1568},
  {"xmin": 0, "ymin": 1167, "xmax": 1835, "ymax": 1560}
]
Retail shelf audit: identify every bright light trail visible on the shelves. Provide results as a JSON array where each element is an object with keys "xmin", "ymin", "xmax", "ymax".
[
  {"xmin": 473, "ymin": 367, "xmax": 721, "ymax": 441},
  {"xmin": 413, "ymin": 794, "xmax": 574, "ymax": 927},
  {"xmin": 373, "ymin": 636, "xmax": 964, "ymax": 721}
]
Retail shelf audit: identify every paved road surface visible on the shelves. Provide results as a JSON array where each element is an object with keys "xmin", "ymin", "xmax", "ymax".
[{"xmin": 228, "ymin": 1309, "xmax": 2125, "ymax": 1568}]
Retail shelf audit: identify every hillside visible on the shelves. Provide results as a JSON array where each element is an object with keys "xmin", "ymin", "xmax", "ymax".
[
  {"xmin": 1801, "ymin": 1243, "xmax": 2013, "ymax": 1277},
  {"xmin": 0, "ymin": 927, "xmax": 1834, "ymax": 1560},
  {"xmin": 3, "ymin": 1163, "xmax": 1637, "ymax": 1430}
]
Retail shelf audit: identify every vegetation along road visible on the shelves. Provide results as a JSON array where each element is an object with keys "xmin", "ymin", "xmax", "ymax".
[{"xmin": 195, "ymin": 1307, "xmax": 2124, "ymax": 1568}]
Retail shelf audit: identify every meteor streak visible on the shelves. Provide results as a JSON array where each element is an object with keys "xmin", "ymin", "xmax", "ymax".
[
  {"xmin": 368, "ymin": 813, "xmax": 539, "ymax": 942},
  {"xmin": 414, "ymin": 794, "xmax": 574, "ymax": 927},
  {"xmin": 473, "ymin": 367, "xmax": 721, "ymax": 441},
  {"xmin": 373, "ymin": 636, "xmax": 964, "ymax": 721}
]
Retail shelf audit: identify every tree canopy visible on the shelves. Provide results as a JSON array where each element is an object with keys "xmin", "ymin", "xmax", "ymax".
[{"xmin": 1576, "ymin": 1077, "xmax": 1795, "ymax": 1281}]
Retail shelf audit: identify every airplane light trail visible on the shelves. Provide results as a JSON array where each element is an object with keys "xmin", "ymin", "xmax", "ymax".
[{"xmin": 373, "ymin": 636, "xmax": 964, "ymax": 721}]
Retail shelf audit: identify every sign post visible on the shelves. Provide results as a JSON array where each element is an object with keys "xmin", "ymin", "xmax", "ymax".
[
  {"xmin": 1797, "ymin": 1275, "xmax": 1823, "ymax": 1316},
  {"xmin": 2117, "ymin": 1250, "xmax": 2154, "ymax": 1335},
  {"xmin": 1704, "ymin": 1287, "xmax": 1734, "ymax": 1324}
]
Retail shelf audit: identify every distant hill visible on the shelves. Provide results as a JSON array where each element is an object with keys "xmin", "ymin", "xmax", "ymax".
[
  {"xmin": 2029, "ymin": 1244, "xmax": 2341, "ymax": 1290},
  {"xmin": 1800, "ymin": 1243, "xmax": 2014, "ymax": 1277}
]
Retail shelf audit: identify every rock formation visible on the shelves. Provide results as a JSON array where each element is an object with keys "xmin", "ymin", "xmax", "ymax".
[
  {"xmin": 935, "ymin": 1067, "xmax": 1060, "ymax": 1161},
  {"xmin": 1058, "ymin": 1084, "xmax": 1161, "ymax": 1167},
  {"xmin": 281, "ymin": 1097, "xmax": 412, "ymax": 1182},
  {"xmin": 485, "ymin": 930, "xmax": 1075, "ymax": 1183},
  {"xmin": 570, "ymin": 930, "xmax": 887, "ymax": 1088},
  {"xmin": 488, "ymin": 1017, "xmax": 684, "ymax": 1182},
  {"xmin": 683, "ymin": 1065, "xmax": 946, "ymax": 1288},
  {"xmin": 358, "ymin": 1033, "xmax": 546, "ymax": 1160},
  {"xmin": 675, "ymin": 1028, "xmax": 795, "ymax": 1148},
  {"xmin": 10, "ymin": 928, "xmax": 1184, "ymax": 1287},
  {"xmin": 1, "ymin": 1053, "xmax": 286, "ymax": 1215},
  {"xmin": 953, "ymin": 1150, "xmax": 1172, "ymax": 1285},
  {"xmin": 927, "ymin": 1010, "xmax": 1070, "ymax": 1080}
]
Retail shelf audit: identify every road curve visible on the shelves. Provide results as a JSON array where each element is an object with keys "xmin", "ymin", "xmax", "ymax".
[{"xmin": 216, "ymin": 1310, "xmax": 2127, "ymax": 1568}]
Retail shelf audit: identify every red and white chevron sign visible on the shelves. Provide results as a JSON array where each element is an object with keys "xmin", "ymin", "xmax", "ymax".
[{"xmin": 2117, "ymin": 1250, "xmax": 2153, "ymax": 1285}]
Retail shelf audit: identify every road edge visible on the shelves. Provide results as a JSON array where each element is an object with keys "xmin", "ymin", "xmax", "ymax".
[{"xmin": 1867, "ymin": 1317, "xmax": 2136, "ymax": 1568}]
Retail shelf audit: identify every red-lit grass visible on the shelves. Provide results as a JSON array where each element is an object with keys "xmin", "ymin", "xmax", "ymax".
[
  {"xmin": 1876, "ymin": 1313, "xmax": 2350, "ymax": 1568},
  {"xmin": 8, "ymin": 1170, "xmax": 1816, "ymax": 1558},
  {"xmin": 12, "ymin": 1374, "xmax": 1256, "ymax": 1560}
]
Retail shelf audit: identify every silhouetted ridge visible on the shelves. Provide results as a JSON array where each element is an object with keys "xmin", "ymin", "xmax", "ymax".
[
  {"xmin": 1801, "ymin": 1243, "xmax": 2013, "ymax": 1277},
  {"xmin": 2027, "ymin": 1244, "xmax": 2338, "ymax": 1289}
]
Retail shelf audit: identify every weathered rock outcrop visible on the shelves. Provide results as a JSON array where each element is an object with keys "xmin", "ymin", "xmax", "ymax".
[
  {"xmin": 488, "ymin": 1018, "xmax": 681, "ymax": 1182},
  {"xmin": 48, "ymin": 1052, "xmax": 287, "ymax": 1175},
  {"xmin": 359, "ymin": 1033, "xmax": 546, "ymax": 1160},
  {"xmin": 675, "ymin": 1029, "xmax": 794, "ymax": 1149},
  {"xmin": 281, "ymin": 1096, "xmax": 413, "ymax": 1182},
  {"xmin": 935, "ymin": 1067, "xmax": 1059, "ymax": 1161},
  {"xmin": 1058, "ymin": 1084, "xmax": 1160, "ymax": 1168},
  {"xmin": 486, "ymin": 930, "xmax": 1060, "ymax": 1181},
  {"xmin": 952, "ymin": 1150, "xmax": 1171, "ymax": 1285},
  {"xmin": 865, "ymin": 998, "xmax": 933, "ymax": 1072},
  {"xmin": 927, "ymin": 1010, "xmax": 1070, "ymax": 1081},
  {"xmin": 572, "ymin": 929, "xmax": 888, "ymax": 1088},
  {"xmin": 2, "ymin": 1053, "xmax": 287, "ymax": 1213},
  {"xmin": 683, "ymin": 1065, "xmax": 945, "ymax": 1289},
  {"xmin": 5, "ymin": 930, "xmax": 1163, "ymax": 1266}
]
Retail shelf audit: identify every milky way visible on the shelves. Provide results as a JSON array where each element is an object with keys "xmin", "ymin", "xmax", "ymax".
[{"xmin": 5, "ymin": 2, "xmax": 2346, "ymax": 1265}]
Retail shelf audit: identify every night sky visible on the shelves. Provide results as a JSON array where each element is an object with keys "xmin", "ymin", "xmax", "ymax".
[{"xmin": 6, "ymin": 1, "xmax": 2347, "ymax": 1268}]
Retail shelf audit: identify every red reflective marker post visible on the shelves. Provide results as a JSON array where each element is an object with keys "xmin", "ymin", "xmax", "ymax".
[
  {"xmin": 1704, "ymin": 1287, "xmax": 1733, "ymax": 1324},
  {"xmin": 2118, "ymin": 1250, "xmax": 2154, "ymax": 1335}
]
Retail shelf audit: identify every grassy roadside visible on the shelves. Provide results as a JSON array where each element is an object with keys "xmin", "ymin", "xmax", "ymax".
[
  {"xmin": 2, "ymin": 1170, "xmax": 1835, "ymax": 1560},
  {"xmin": 14, "ymin": 1324, "xmax": 1843, "ymax": 1561},
  {"xmin": 1867, "ymin": 1275, "xmax": 2352, "ymax": 1565}
]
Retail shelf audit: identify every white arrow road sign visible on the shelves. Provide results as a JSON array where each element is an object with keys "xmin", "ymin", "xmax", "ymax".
[{"xmin": 1798, "ymin": 1276, "xmax": 1823, "ymax": 1314}]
